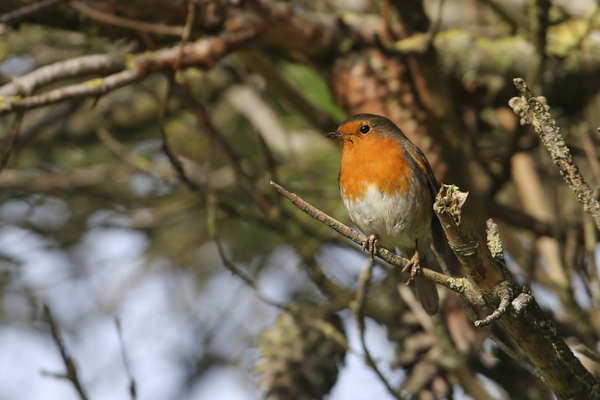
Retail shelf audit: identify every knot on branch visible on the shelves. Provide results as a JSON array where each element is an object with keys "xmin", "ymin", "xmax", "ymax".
[
  {"xmin": 448, "ymin": 240, "xmax": 479, "ymax": 257},
  {"xmin": 476, "ymin": 281, "xmax": 514, "ymax": 327},
  {"xmin": 486, "ymin": 219, "xmax": 504, "ymax": 261},
  {"xmin": 511, "ymin": 287, "xmax": 534, "ymax": 315},
  {"xmin": 509, "ymin": 79, "xmax": 550, "ymax": 127},
  {"xmin": 434, "ymin": 184, "xmax": 469, "ymax": 225}
]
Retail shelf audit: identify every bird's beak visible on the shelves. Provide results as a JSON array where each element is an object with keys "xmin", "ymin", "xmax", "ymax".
[{"xmin": 326, "ymin": 131, "xmax": 345, "ymax": 140}]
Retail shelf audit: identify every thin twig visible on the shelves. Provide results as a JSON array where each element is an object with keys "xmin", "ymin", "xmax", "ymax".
[
  {"xmin": 181, "ymin": 87, "xmax": 273, "ymax": 215},
  {"xmin": 158, "ymin": 76, "xmax": 201, "ymax": 191},
  {"xmin": 581, "ymin": 125, "xmax": 600, "ymax": 186},
  {"xmin": 0, "ymin": 0, "xmax": 67, "ymax": 24},
  {"xmin": 206, "ymin": 192, "xmax": 349, "ymax": 350},
  {"xmin": 576, "ymin": 345, "xmax": 600, "ymax": 364},
  {"xmin": 269, "ymin": 180, "xmax": 466, "ymax": 293},
  {"xmin": 115, "ymin": 317, "xmax": 137, "ymax": 400},
  {"xmin": 487, "ymin": 330, "xmax": 546, "ymax": 383},
  {"xmin": 527, "ymin": 0, "xmax": 550, "ymax": 91},
  {"xmin": 208, "ymin": 190, "xmax": 287, "ymax": 311},
  {"xmin": 353, "ymin": 259, "xmax": 406, "ymax": 400},
  {"xmin": 0, "ymin": 112, "xmax": 24, "ymax": 175},
  {"xmin": 43, "ymin": 304, "xmax": 89, "ymax": 400},
  {"xmin": 97, "ymin": 128, "xmax": 157, "ymax": 174},
  {"xmin": 70, "ymin": 1, "xmax": 186, "ymax": 36},
  {"xmin": 19, "ymin": 101, "xmax": 79, "ymax": 141},
  {"xmin": 237, "ymin": 49, "xmax": 338, "ymax": 132},
  {"xmin": 510, "ymin": 78, "xmax": 600, "ymax": 231},
  {"xmin": 426, "ymin": 0, "xmax": 446, "ymax": 49},
  {"xmin": 175, "ymin": 1, "xmax": 198, "ymax": 70}
]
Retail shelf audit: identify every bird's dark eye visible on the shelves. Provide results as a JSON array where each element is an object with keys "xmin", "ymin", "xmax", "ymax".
[{"xmin": 359, "ymin": 125, "xmax": 370, "ymax": 134}]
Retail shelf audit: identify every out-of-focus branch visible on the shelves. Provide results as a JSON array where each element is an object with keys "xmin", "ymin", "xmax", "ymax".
[
  {"xmin": 484, "ymin": 200, "xmax": 554, "ymax": 237},
  {"xmin": 115, "ymin": 317, "xmax": 137, "ymax": 400},
  {"xmin": 0, "ymin": 112, "xmax": 23, "ymax": 175},
  {"xmin": 207, "ymin": 192, "xmax": 350, "ymax": 350},
  {"xmin": 170, "ymin": 85, "xmax": 352, "ymax": 305},
  {"xmin": 479, "ymin": 0, "xmax": 519, "ymax": 33},
  {"xmin": 390, "ymin": 0, "xmax": 465, "ymax": 165},
  {"xmin": 158, "ymin": 76, "xmax": 202, "ymax": 192},
  {"xmin": 238, "ymin": 49, "xmax": 339, "ymax": 132},
  {"xmin": 175, "ymin": 0, "xmax": 197, "ymax": 70},
  {"xmin": 0, "ymin": 0, "xmax": 67, "ymax": 24},
  {"xmin": 0, "ymin": 164, "xmax": 109, "ymax": 191},
  {"xmin": 43, "ymin": 304, "xmax": 89, "ymax": 400},
  {"xmin": 0, "ymin": 24, "xmax": 262, "ymax": 115},
  {"xmin": 181, "ymin": 89, "xmax": 273, "ymax": 215},
  {"xmin": 0, "ymin": 54, "xmax": 125, "ymax": 97},
  {"xmin": 510, "ymin": 152, "xmax": 567, "ymax": 288},
  {"xmin": 527, "ymin": 0, "xmax": 550, "ymax": 90},
  {"xmin": 69, "ymin": 1, "xmax": 186, "ymax": 36},
  {"xmin": 353, "ymin": 260, "xmax": 406, "ymax": 400},
  {"xmin": 433, "ymin": 184, "xmax": 600, "ymax": 400},
  {"xmin": 19, "ymin": 101, "xmax": 79, "ymax": 141},
  {"xmin": 511, "ymin": 78, "xmax": 600, "ymax": 231},
  {"xmin": 581, "ymin": 124, "xmax": 600, "ymax": 186}
]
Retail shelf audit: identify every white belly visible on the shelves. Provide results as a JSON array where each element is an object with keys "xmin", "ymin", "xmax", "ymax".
[{"xmin": 341, "ymin": 183, "xmax": 433, "ymax": 256}]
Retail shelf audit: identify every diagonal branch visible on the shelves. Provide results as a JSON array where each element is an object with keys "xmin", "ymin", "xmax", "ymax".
[
  {"xmin": 0, "ymin": 24, "xmax": 263, "ymax": 115},
  {"xmin": 510, "ymin": 78, "xmax": 600, "ymax": 231},
  {"xmin": 269, "ymin": 180, "xmax": 468, "ymax": 294},
  {"xmin": 353, "ymin": 259, "xmax": 406, "ymax": 400},
  {"xmin": 69, "ymin": 1, "xmax": 186, "ymax": 36},
  {"xmin": 0, "ymin": 112, "xmax": 23, "ymax": 175},
  {"xmin": 434, "ymin": 183, "xmax": 600, "ymax": 400},
  {"xmin": 43, "ymin": 304, "xmax": 89, "ymax": 400},
  {"xmin": 0, "ymin": 0, "xmax": 67, "ymax": 24}
]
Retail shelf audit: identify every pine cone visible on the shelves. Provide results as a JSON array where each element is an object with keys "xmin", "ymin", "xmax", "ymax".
[{"xmin": 254, "ymin": 301, "xmax": 346, "ymax": 400}]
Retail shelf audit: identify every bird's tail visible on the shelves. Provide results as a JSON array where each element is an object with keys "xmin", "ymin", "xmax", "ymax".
[{"xmin": 414, "ymin": 267, "xmax": 439, "ymax": 315}]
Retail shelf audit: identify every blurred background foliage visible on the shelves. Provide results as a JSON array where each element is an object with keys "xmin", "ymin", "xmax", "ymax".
[{"xmin": 1, "ymin": 0, "xmax": 600, "ymax": 399}]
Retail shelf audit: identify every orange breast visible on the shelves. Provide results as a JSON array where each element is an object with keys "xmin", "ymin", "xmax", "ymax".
[{"xmin": 339, "ymin": 136, "xmax": 412, "ymax": 201}]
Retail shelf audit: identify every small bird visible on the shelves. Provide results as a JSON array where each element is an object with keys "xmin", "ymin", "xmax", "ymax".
[{"xmin": 327, "ymin": 113, "xmax": 443, "ymax": 315}]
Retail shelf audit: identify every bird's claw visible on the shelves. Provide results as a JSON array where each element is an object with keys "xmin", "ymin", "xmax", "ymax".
[
  {"xmin": 402, "ymin": 250, "xmax": 422, "ymax": 285},
  {"xmin": 362, "ymin": 235, "xmax": 378, "ymax": 261}
]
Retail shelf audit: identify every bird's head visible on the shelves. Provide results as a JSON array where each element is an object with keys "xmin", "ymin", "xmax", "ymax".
[{"xmin": 326, "ymin": 114, "xmax": 407, "ymax": 149}]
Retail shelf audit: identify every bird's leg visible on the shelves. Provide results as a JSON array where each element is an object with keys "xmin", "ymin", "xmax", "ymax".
[
  {"xmin": 402, "ymin": 240, "xmax": 421, "ymax": 285},
  {"xmin": 362, "ymin": 234, "xmax": 378, "ymax": 261}
]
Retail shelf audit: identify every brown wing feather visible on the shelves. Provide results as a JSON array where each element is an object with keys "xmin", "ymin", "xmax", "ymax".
[{"xmin": 403, "ymin": 144, "xmax": 448, "ymax": 257}]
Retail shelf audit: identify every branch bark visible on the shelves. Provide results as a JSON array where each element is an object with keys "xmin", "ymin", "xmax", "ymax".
[
  {"xmin": 510, "ymin": 78, "xmax": 600, "ymax": 231},
  {"xmin": 271, "ymin": 178, "xmax": 600, "ymax": 399},
  {"xmin": 0, "ymin": 23, "xmax": 263, "ymax": 115},
  {"xmin": 434, "ymin": 184, "xmax": 600, "ymax": 400}
]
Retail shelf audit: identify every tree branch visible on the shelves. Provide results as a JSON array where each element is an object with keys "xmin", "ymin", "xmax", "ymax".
[
  {"xmin": 0, "ymin": 24, "xmax": 263, "ymax": 115},
  {"xmin": 269, "ymin": 181, "xmax": 471, "ymax": 295},
  {"xmin": 510, "ymin": 78, "xmax": 600, "ymax": 231},
  {"xmin": 0, "ymin": 0, "xmax": 67, "ymax": 24},
  {"xmin": 69, "ymin": 1, "xmax": 186, "ymax": 36},
  {"xmin": 434, "ymin": 184, "xmax": 600, "ymax": 400},
  {"xmin": 353, "ymin": 259, "xmax": 406, "ymax": 400},
  {"xmin": 43, "ymin": 304, "xmax": 89, "ymax": 400}
]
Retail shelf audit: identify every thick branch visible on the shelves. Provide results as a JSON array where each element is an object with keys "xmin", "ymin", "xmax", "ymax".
[
  {"xmin": 510, "ymin": 78, "xmax": 600, "ymax": 231},
  {"xmin": 434, "ymin": 183, "xmax": 600, "ymax": 400},
  {"xmin": 0, "ymin": 24, "xmax": 262, "ymax": 115},
  {"xmin": 0, "ymin": 54, "xmax": 125, "ymax": 97}
]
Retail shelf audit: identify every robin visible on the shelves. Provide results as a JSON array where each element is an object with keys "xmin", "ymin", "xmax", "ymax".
[{"xmin": 326, "ymin": 113, "xmax": 443, "ymax": 315}]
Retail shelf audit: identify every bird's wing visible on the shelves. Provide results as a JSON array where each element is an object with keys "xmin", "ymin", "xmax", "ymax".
[{"xmin": 403, "ymin": 144, "xmax": 448, "ymax": 256}]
